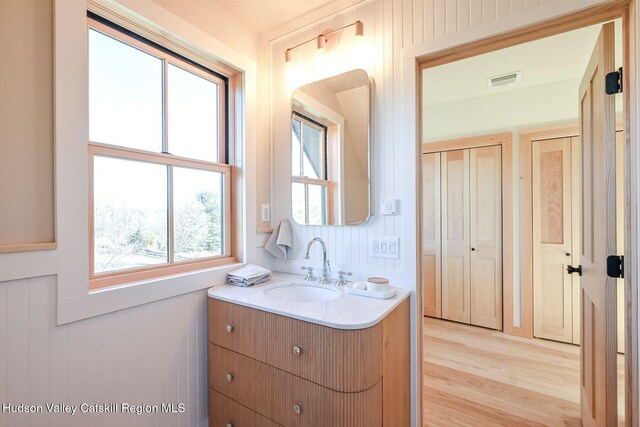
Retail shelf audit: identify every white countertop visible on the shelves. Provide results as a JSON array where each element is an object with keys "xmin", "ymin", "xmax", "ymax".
[{"xmin": 207, "ymin": 272, "xmax": 410, "ymax": 330}]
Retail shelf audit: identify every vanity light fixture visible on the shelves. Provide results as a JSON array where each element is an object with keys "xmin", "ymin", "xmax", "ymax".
[
  {"xmin": 316, "ymin": 34, "xmax": 326, "ymax": 53},
  {"xmin": 284, "ymin": 20, "xmax": 364, "ymax": 63},
  {"xmin": 355, "ymin": 20, "xmax": 364, "ymax": 38}
]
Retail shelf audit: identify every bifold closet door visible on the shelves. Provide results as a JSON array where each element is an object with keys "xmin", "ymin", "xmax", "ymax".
[
  {"xmin": 532, "ymin": 137, "xmax": 574, "ymax": 343},
  {"xmin": 422, "ymin": 152, "xmax": 441, "ymax": 317},
  {"xmin": 469, "ymin": 146, "xmax": 503, "ymax": 330},
  {"xmin": 441, "ymin": 150, "xmax": 471, "ymax": 324}
]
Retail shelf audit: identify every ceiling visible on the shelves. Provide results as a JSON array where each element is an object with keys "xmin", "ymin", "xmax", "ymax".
[
  {"xmin": 423, "ymin": 20, "xmax": 622, "ymax": 107},
  {"xmin": 208, "ymin": 0, "xmax": 347, "ymax": 36}
]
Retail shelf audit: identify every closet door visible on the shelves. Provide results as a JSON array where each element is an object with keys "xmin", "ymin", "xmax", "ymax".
[
  {"xmin": 532, "ymin": 137, "xmax": 574, "ymax": 343},
  {"xmin": 441, "ymin": 150, "xmax": 471, "ymax": 324},
  {"xmin": 469, "ymin": 146, "xmax": 503, "ymax": 330},
  {"xmin": 422, "ymin": 152, "xmax": 441, "ymax": 317}
]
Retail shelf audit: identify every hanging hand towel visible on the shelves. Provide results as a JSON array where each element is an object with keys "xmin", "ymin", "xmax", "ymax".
[{"xmin": 265, "ymin": 219, "xmax": 293, "ymax": 260}]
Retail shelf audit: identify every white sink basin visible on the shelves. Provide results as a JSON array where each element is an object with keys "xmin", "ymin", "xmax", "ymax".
[{"xmin": 263, "ymin": 283, "xmax": 341, "ymax": 303}]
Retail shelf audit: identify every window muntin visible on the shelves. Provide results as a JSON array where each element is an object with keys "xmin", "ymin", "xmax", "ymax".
[
  {"xmin": 88, "ymin": 17, "xmax": 232, "ymax": 289},
  {"xmin": 291, "ymin": 112, "xmax": 330, "ymax": 225}
]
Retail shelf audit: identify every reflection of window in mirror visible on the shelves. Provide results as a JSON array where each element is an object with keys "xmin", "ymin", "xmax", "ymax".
[{"xmin": 291, "ymin": 112, "xmax": 331, "ymax": 225}]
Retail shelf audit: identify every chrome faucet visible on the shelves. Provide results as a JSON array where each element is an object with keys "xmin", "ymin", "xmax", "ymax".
[{"xmin": 304, "ymin": 237, "xmax": 331, "ymax": 284}]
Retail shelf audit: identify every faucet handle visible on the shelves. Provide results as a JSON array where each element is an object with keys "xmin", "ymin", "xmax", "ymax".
[
  {"xmin": 301, "ymin": 266, "xmax": 316, "ymax": 282},
  {"xmin": 336, "ymin": 271, "xmax": 352, "ymax": 287}
]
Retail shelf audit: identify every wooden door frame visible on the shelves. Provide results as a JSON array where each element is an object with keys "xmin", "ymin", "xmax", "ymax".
[{"xmin": 416, "ymin": 1, "xmax": 638, "ymax": 425}]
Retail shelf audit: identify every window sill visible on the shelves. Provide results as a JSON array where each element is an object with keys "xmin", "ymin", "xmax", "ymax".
[{"xmin": 58, "ymin": 261, "xmax": 243, "ymax": 325}]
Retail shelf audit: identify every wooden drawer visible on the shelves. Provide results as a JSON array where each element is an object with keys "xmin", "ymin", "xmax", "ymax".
[
  {"xmin": 209, "ymin": 298, "xmax": 269, "ymax": 362},
  {"xmin": 209, "ymin": 344, "xmax": 382, "ymax": 426},
  {"xmin": 209, "ymin": 388, "xmax": 280, "ymax": 427},
  {"xmin": 208, "ymin": 298, "xmax": 382, "ymax": 392}
]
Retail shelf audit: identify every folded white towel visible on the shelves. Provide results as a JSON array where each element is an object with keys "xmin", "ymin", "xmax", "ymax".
[
  {"xmin": 227, "ymin": 264, "xmax": 272, "ymax": 287},
  {"xmin": 265, "ymin": 219, "xmax": 293, "ymax": 260}
]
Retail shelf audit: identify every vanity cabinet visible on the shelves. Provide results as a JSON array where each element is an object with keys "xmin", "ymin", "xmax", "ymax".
[{"xmin": 207, "ymin": 297, "xmax": 410, "ymax": 426}]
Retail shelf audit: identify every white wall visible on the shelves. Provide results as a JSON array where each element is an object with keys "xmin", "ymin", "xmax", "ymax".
[
  {"xmin": 0, "ymin": 0, "xmax": 258, "ymax": 426},
  {"xmin": 0, "ymin": 276, "xmax": 209, "ymax": 427},
  {"xmin": 150, "ymin": 0, "xmax": 258, "ymax": 60},
  {"xmin": 265, "ymin": 0, "xmax": 620, "ymax": 425},
  {"xmin": 1, "ymin": 1, "xmax": 631, "ymax": 426}
]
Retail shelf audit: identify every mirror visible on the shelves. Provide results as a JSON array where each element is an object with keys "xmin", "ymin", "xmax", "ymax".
[{"xmin": 290, "ymin": 69, "xmax": 371, "ymax": 226}]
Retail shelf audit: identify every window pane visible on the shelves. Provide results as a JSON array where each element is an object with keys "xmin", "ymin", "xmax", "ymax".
[
  {"xmin": 89, "ymin": 29, "xmax": 163, "ymax": 152},
  {"xmin": 168, "ymin": 64, "xmax": 219, "ymax": 162},
  {"xmin": 302, "ymin": 123, "xmax": 323, "ymax": 179},
  {"xmin": 292, "ymin": 182, "xmax": 306, "ymax": 224},
  {"xmin": 292, "ymin": 119, "xmax": 302, "ymax": 176},
  {"xmin": 94, "ymin": 156, "xmax": 168, "ymax": 273},
  {"xmin": 307, "ymin": 183, "xmax": 327, "ymax": 225},
  {"xmin": 174, "ymin": 167, "xmax": 224, "ymax": 261}
]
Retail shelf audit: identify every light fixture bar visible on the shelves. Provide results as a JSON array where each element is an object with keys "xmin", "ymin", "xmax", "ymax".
[{"xmin": 284, "ymin": 20, "xmax": 363, "ymax": 63}]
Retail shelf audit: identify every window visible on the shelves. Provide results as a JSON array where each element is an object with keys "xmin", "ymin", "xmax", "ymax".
[
  {"xmin": 291, "ymin": 112, "xmax": 330, "ymax": 225},
  {"xmin": 88, "ymin": 16, "xmax": 232, "ymax": 289}
]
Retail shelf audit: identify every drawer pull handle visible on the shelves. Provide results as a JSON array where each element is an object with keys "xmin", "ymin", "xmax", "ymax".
[
  {"xmin": 226, "ymin": 423, "xmax": 233, "ymax": 427},
  {"xmin": 226, "ymin": 323, "xmax": 234, "ymax": 333},
  {"xmin": 226, "ymin": 372, "xmax": 234, "ymax": 382},
  {"xmin": 293, "ymin": 403, "xmax": 303, "ymax": 415},
  {"xmin": 293, "ymin": 345, "xmax": 303, "ymax": 356}
]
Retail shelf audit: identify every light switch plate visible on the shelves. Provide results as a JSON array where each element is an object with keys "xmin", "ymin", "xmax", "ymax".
[
  {"xmin": 261, "ymin": 204, "xmax": 270, "ymax": 222},
  {"xmin": 370, "ymin": 237, "xmax": 400, "ymax": 259},
  {"xmin": 380, "ymin": 199, "xmax": 398, "ymax": 215}
]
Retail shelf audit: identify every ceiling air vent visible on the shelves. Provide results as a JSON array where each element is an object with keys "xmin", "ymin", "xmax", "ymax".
[{"xmin": 487, "ymin": 71, "xmax": 522, "ymax": 89}]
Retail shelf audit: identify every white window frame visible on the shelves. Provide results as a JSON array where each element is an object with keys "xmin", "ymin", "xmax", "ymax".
[{"xmin": 43, "ymin": 0, "xmax": 258, "ymax": 324}]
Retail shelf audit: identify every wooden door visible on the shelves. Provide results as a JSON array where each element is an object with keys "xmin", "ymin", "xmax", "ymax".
[
  {"xmin": 469, "ymin": 146, "xmax": 502, "ymax": 330},
  {"xmin": 533, "ymin": 137, "xmax": 574, "ymax": 343},
  {"xmin": 441, "ymin": 150, "xmax": 471, "ymax": 324},
  {"xmin": 422, "ymin": 152, "xmax": 441, "ymax": 318},
  {"xmin": 578, "ymin": 22, "xmax": 617, "ymax": 427}
]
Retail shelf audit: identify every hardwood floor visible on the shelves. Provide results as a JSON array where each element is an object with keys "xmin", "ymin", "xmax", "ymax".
[{"xmin": 423, "ymin": 317, "xmax": 625, "ymax": 426}]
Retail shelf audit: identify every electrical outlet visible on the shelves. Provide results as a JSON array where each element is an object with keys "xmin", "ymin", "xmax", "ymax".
[{"xmin": 261, "ymin": 204, "xmax": 270, "ymax": 222}]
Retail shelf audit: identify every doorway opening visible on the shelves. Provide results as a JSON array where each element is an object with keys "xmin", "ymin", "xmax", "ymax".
[{"xmin": 420, "ymin": 16, "xmax": 629, "ymax": 426}]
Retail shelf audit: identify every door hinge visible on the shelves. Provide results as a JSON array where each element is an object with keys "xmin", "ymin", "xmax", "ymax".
[
  {"xmin": 606, "ymin": 67, "xmax": 623, "ymax": 94},
  {"xmin": 567, "ymin": 264, "xmax": 582, "ymax": 276},
  {"xmin": 606, "ymin": 255, "xmax": 624, "ymax": 279}
]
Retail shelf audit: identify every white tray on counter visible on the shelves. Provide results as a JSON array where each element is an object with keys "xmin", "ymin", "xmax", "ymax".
[{"xmin": 344, "ymin": 285, "xmax": 397, "ymax": 299}]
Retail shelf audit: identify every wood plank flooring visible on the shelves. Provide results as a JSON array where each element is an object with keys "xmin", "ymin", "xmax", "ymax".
[{"xmin": 423, "ymin": 317, "xmax": 625, "ymax": 426}]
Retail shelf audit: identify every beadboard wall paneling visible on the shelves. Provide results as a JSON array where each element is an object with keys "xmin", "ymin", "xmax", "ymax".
[
  {"xmin": 269, "ymin": 0, "xmax": 408, "ymax": 284},
  {"xmin": 402, "ymin": 0, "xmax": 615, "ymax": 60},
  {"xmin": 0, "ymin": 276, "xmax": 209, "ymax": 427},
  {"xmin": 406, "ymin": 0, "xmax": 545, "ymax": 47},
  {"xmin": 265, "ymin": 0, "xmax": 614, "ymax": 284}
]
